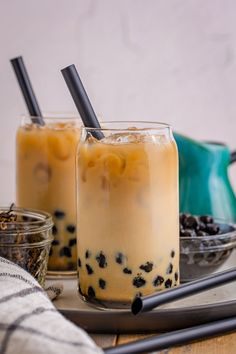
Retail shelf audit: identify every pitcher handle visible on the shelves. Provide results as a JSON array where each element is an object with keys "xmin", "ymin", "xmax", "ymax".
[{"xmin": 230, "ymin": 151, "xmax": 236, "ymax": 164}]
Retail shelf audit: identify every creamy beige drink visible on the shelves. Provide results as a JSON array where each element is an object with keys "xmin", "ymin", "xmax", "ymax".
[
  {"xmin": 16, "ymin": 117, "xmax": 81, "ymax": 272},
  {"xmin": 77, "ymin": 122, "xmax": 179, "ymax": 307}
]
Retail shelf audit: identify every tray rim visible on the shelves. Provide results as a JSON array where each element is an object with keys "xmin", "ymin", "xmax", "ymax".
[
  {"xmin": 53, "ymin": 255, "xmax": 236, "ymax": 333},
  {"xmin": 58, "ymin": 298, "xmax": 236, "ymax": 316},
  {"xmin": 58, "ymin": 299, "xmax": 236, "ymax": 334}
]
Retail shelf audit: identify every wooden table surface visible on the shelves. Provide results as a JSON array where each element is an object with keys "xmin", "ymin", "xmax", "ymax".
[{"xmin": 90, "ymin": 332, "xmax": 236, "ymax": 353}]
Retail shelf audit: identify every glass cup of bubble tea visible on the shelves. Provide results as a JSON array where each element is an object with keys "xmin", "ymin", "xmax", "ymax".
[
  {"xmin": 76, "ymin": 121, "xmax": 179, "ymax": 309},
  {"xmin": 16, "ymin": 113, "xmax": 81, "ymax": 275}
]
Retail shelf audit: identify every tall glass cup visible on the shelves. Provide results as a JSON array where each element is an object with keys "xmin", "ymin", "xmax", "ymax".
[
  {"xmin": 16, "ymin": 114, "xmax": 81, "ymax": 274},
  {"xmin": 76, "ymin": 121, "xmax": 179, "ymax": 308}
]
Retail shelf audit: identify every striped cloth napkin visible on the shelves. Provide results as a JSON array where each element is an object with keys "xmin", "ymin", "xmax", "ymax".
[{"xmin": 0, "ymin": 256, "xmax": 103, "ymax": 354}]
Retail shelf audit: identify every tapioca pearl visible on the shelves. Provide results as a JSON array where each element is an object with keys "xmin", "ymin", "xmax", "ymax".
[
  {"xmin": 133, "ymin": 276, "xmax": 146, "ymax": 288},
  {"xmin": 206, "ymin": 224, "xmax": 220, "ymax": 235},
  {"xmin": 54, "ymin": 210, "xmax": 65, "ymax": 219},
  {"xmin": 165, "ymin": 279, "xmax": 172, "ymax": 288},
  {"xmin": 78, "ymin": 258, "xmax": 82, "ymax": 267},
  {"xmin": 153, "ymin": 275, "xmax": 164, "ymax": 287},
  {"xmin": 69, "ymin": 238, "xmax": 76, "ymax": 247},
  {"xmin": 139, "ymin": 262, "xmax": 153, "ymax": 273},
  {"xmin": 171, "ymin": 250, "xmax": 175, "ymax": 258},
  {"xmin": 96, "ymin": 252, "xmax": 107, "ymax": 268},
  {"xmin": 174, "ymin": 272, "xmax": 179, "ymax": 282},
  {"xmin": 184, "ymin": 215, "xmax": 198, "ymax": 229},
  {"xmin": 99, "ymin": 278, "xmax": 106, "ymax": 289},
  {"xmin": 52, "ymin": 239, "xmax": 60, "ymax": 246},
  {"xmin": 166, "ymin": 263, "xmax": 173, "ymax": 274},
  {"xmin": 86, "ymin": 264, "xmax": 94, "ymax": 275},
  {"xmin": 123, "ymin": 268, "xmax": 132, "ymax": 274},
  {"xmin": 88, "ymin": 286, "xmax": 96, "ymax": 298},
  {"xmin": 180, "ymin": 213, "xmax": 189, "ymax": 224},
  {"xmin": 67, "ymin": 261, "xmax": 75, "ymax": 271},
  {"xmin": 52, "ymin": 225, "xmax": 58, "ymax": 236},
  {"xmin": 85, "ymin": 250, "xmax": 91, "ymax": 259},
  {"xmin": 199, "ymin": 215, "xmax": 214, "ymax": 224},
  {"xmin": 195, "ymin": 221, "xmax": 207, "ymax": 233},
  {"xmin": 135, "ymin": 292, "xmax": 143, "ymax": 298},
  {"xmin": 115, "ymin": 252, "xmax": 125, "ymax": 265},
  {"xmin": 67, "ymin": 224, "xmax": 76, "ymax": 233},
  {"xmin": 59, "ymin": 247, "xmax": 72, "ymax": 258}
]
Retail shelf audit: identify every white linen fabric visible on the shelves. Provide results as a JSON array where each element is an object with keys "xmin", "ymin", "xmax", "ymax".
[{"xmin": 0, "ymin": 257, "xmax": 103, "ymax": 354}]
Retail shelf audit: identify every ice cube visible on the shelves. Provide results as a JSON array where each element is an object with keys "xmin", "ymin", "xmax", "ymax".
[
  {"xmin": 101, "ymin": 131, "xmax": 147, "ymax": 144},
  {"xmin": 87, "ymin": 128, "xmax": 169, "ymax": 145}
]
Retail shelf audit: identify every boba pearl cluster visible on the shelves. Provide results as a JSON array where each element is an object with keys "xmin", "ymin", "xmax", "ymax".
[
  {"xmin": 180, "ymin": 213, "xmax": 235, "ymax": 281},
  {"xmin": 49, "ymin": 209, "xmax": 77, "ymax": 270},
  {"xmin": 78, "ymin": 250, "xmax": 179, "ymax": 300},
  {"xmin": 180, "ymin": 214, "xmax": 221, "ymax": 237}
]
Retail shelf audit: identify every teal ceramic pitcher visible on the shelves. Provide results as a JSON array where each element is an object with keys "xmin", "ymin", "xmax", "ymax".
[{"xmin": 174, "ymin": 133, "xmax": 236, "ymax": 222}]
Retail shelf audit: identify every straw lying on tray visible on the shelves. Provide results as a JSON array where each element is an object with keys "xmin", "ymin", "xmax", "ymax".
[
  {"xmin": 113, "ymin": 268, "xmax": 236, "ymax": 353},
  {"xmin": 104, "ymin": 316, "xmax": 236, "ymax": 354},
  {"xmin": 131, "ymin": 267, "xmax": 236, "ymax": 315}
]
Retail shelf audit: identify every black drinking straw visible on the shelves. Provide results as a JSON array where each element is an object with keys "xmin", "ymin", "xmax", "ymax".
[
  {"xmin": 10, "ymin": 56, "xmax": 44, "ymax": 125},
  {"xmin": 104, "ymin": 316, "xmax": 236, "ymax": 354},
  {"xmin": 61, "ymin": 64, "xmax": 103, "ymax": 140},
  {"xmin": 131, "ymin": 267, "xmax": 236, "ymax": 316}
]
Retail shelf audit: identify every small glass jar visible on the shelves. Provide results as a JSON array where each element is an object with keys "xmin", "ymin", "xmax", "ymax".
[
  {"xmin": 76, "ymin": 121, "xmax": 179, "ymax": 309},
  {"xmin": 16, "ymin": 113, "xmax": 81, "ymax": 275},
  {"xmin": 0, "ymin": 206, "xmax": 53, "ymax": 286}
]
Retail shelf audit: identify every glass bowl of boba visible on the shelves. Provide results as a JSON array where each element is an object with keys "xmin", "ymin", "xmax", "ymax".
[
  {"xmin": 180, "ymin": 214, "xmax": 236, "ymax": 283},
  {"xmin": 0, "ymin": 205, "xmax": 53, "ymax": 286}
]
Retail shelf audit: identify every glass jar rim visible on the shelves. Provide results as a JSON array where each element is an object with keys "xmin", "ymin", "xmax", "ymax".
[
  {"xmin": 0, "ymin": 240, "xmax": 53, "ymax": 248},
  {"xmin": 0, "ymin": 207, "xmax": 53, "ymax": 246},
  {"xmin": 81, "ymin": 120, "xmax": 171, "ymax": 132},
  {"xmin": 20, "ymin": 112, "xmax": 81, "ymax": 122},
  {"xmin": 21, "ymin": 111, "xmax": 79, "ymax": 117}
]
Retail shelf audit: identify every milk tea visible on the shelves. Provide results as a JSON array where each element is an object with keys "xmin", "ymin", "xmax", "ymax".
[
  {"xmin": 16, "ymin": 118, "xmax": 80, "ymax": 272},
  {"xmin": 77, "ymin": 123, "xmax": 179, "ymax": 307}
]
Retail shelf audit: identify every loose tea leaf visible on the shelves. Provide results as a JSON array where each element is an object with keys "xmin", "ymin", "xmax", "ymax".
[
  {"xmin": 0, "ymin": 205, "xmax": 52, "ymax": 286},
  {"xmin": 0, "ymin": 203, "xmax": 17, "ymax": 229}
]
